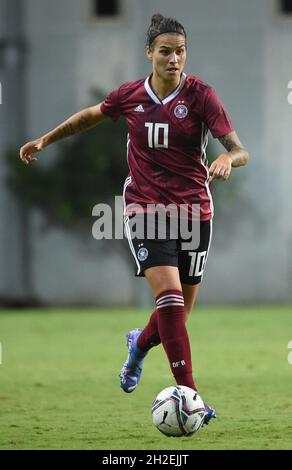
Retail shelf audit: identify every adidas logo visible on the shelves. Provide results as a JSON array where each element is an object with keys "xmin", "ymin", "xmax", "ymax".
[{"xmin": 134, "ymin": 104, "xmax": 144, "ymax": 112}]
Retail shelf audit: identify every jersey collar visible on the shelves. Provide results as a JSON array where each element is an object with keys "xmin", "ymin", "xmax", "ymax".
[{"xmin": 144, "ymin": 73, "xmax": 186, "ymax": 105}]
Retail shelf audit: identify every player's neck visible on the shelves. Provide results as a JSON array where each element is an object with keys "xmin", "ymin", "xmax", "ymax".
[{"xmin": 150, "ymin": 73, "xmax": 181, "ymax": 101}]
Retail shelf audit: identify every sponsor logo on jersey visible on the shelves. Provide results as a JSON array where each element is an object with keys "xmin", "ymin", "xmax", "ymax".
[
  {"xmin": 134, "ymin": 104, "xmax": 144, "ymax": 112},
  {"xmin": 137, "ymin": 246, "xmax": 148, "ymax": 261},
  {"xmin": 174, "ymin": 104, "xmax": 188, "ymax": 119}
]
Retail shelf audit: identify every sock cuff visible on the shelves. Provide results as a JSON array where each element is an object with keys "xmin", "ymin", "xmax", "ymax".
[{"xmin": 156, "ymin": 289, "xmax": 184, "ymax": 310}]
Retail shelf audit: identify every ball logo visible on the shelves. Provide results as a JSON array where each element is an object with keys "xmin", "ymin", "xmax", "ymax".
[
  {"xmin": 174, "ymin": 104, "xmax": 188, "ymax": 119},
  {"xmin": 138, "ymin": 247, "xmax": 148, "ymax": 261}
]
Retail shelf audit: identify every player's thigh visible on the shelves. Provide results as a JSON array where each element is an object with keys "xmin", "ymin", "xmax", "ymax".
[
  {"xmin": 124, "ymin": 214, "xmax": 178, "ymax": 278},
  {"xmin": 144, "ymin": 266, "xmax": 182, "ymax": 298}
]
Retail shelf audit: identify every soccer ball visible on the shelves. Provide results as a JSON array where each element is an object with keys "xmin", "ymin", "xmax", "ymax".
[{"xmin": 152, "ymin": 386, "xmax": 205, "ymax": 437}]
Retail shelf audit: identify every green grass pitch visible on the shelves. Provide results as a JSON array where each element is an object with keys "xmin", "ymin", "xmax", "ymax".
[{"xmin": 0, "ymin": 306, "xmax": 292, "ymax": 450}]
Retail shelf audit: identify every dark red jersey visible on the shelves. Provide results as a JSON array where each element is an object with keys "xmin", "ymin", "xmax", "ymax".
[{"xmin": 100, "ymin": 73, "xmax": 234, "ymax": 220}]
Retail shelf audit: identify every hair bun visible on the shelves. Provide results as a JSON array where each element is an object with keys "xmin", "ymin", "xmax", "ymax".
[{"xmin": 151, "ymin": 13, "xmax": 164, "ymax": 25}]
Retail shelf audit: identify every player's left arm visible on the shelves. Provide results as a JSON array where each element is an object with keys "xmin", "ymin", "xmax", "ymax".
[{"xmin": 209, "ymin": 130, "xmax": 249, "ymax": 181}]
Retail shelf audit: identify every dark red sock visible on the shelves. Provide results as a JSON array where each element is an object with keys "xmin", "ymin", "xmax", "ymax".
[
  {"xmin": 137, "ymin": 309, "xmax": 161, "ymax": 352},
  {"xmin": 156, "ymin": 289, "xmax": 197, "ymax": 391}
]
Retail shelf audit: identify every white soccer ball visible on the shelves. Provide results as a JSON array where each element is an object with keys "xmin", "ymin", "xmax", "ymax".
[{"xmin": 152, "ymin": 386, "xmax": 205, "ymax": 437}]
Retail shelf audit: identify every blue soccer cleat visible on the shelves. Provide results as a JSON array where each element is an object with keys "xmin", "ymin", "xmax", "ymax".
[
  {"xmin": 202, "ymin": 403, "xmax": 216, "ymax": 426},
  {"xmin": 119, "ymin": 328, "xmax": 147, "ymax": 393}
]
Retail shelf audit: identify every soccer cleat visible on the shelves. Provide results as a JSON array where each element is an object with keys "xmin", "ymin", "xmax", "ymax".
[
  {"xmin": 119, "ymin": 328, "xmax": 147, "ymax": 393},
  {"xmin": 202, "ymin": 403, "xmax": 216, "ymax": 426}
]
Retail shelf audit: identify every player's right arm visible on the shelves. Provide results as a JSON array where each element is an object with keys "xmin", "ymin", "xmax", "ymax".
[{"xmin": 19, "ymin": 103, "xmax": 106, "ymax": 165}]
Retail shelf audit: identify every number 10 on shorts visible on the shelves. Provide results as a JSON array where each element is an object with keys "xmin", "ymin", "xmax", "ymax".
[{"xmin": 188, "ymin": 251, "xmax": 207, "ymax": 277}]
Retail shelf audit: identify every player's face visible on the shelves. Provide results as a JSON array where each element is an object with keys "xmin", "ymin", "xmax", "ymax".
[{"xmin": 146, "ymin": 33, "xmax": 187, "ymax": 83}]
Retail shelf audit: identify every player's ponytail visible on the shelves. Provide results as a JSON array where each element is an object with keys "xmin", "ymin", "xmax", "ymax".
[{"xmin": 146, "ymin": 13, "xmax": 187, "ymax": 50}]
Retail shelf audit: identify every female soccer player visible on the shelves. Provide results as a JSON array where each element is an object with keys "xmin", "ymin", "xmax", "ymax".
[{"xmin": 20, "ymin": 14, "xmax": 249, "ymax": 425}]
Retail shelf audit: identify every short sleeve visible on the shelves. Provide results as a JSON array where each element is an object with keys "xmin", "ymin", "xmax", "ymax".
[
  {"xmin": 100, "ymin": 87, "xmax": 122, "ymax": 122},
  {"xmin": 204, "ymin": 87, "xmax": 234, "ymax": 138}
]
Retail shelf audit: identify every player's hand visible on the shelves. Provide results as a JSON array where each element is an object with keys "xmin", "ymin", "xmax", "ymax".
[
  {"xmin": 19, "ymin": 138, "xmax": 46, "ymax": 165},
  {"xmin": 209, "ymin": 154, "xmax": 232, "ymax": 181}
]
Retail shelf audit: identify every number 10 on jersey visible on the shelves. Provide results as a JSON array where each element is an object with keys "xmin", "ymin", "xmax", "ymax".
[{"xmin": 145, "ymin": 122, "xmax": 169, "ymax": 149}]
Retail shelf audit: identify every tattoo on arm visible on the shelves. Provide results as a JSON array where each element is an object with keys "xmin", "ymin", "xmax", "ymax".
[
  {"xmin": 57, "ymin": 123, "xmax": 75, "ymax": 139},
  {"xmin": 218, "ymin": 132, "xmax": 241, "ymax": 152},
  {"xmin": 75, "ymin": 116, "xmax": 92, "ymax": 132},
  {"xmin": 218, "ymin": 131, "xmax": 249, "ymax": 167},
  {"xmin": 56, "ymin": 116, "xmax": 91, "ymax": 140}
]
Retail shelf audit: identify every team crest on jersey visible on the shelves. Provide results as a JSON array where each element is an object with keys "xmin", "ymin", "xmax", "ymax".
[
  {"xmin": 137, "ymin": 247, "xmax": 149, "ymax": 262},
  {"xmin": 174, "ymin": 104, "xmax": 188, "ymax": 119}
]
